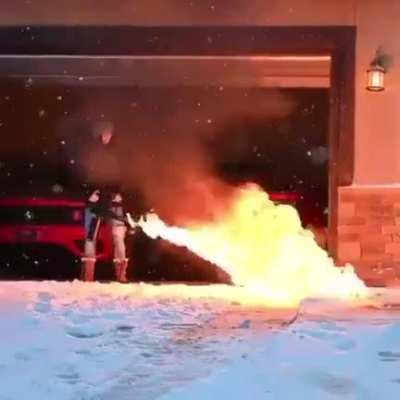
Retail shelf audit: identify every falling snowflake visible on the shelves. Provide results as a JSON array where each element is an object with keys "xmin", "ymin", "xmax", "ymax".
[
  {"xmin": 25, "ymin": 77, "xmax": 33, "ymax": 88},
  {"xmin": 52, "ymin": 184, "xmax": 63, "ymax": 193},
  {"xmin": 309, "ymin": 146, "xmax": 329, "ymax": 165}
]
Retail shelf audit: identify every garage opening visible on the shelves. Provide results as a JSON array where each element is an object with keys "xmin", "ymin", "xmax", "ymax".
[
  {"xmin": 0, "ymin": 53, "xmax": 331, "ymax": 280},
  {"xmin": 0, "ymin": 26, "xmax": 356, "ymax": 282}
]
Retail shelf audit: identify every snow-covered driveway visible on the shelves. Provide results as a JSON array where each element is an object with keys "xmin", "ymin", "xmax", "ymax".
[{"xmin": 0, "ymin": 281, "xmax": 399, "ymax": 399}]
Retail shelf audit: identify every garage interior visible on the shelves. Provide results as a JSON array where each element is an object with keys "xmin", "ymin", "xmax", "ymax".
[{"xmin": 0, "ymin": 27, "xmax": 355, "ymax": 281}]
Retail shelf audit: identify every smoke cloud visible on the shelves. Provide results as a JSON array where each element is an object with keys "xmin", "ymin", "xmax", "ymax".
[
  {"xmin": 119, "ymin": 88, "xmax": 295, "ymax": 225},
  {"xmin": 59, "ymin": 86, "xmax": 295, "ymax": 226}
]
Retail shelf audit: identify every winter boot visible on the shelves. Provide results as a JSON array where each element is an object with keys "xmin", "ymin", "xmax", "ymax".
[
  {"xmin": 80, "ymin": 257, "xmax": 96, "ymax": 282},
  {"xmin": 114, "ymin": 258, "xmax": 129, "ymax": 283}
]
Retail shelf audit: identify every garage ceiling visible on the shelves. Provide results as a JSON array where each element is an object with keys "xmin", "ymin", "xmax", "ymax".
[{"xmin": 0, "ymin": 55, "xmax": 330, "ymax": 88}]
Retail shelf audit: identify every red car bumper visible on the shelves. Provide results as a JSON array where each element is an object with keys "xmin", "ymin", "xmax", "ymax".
[{"xmin": 0, "ymin": 224, "xmax": 113, "ymax": 261}]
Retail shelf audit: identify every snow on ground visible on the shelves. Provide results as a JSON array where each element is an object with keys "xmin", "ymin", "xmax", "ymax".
[{"xmin": 0, "ymin": 281, "xmax": 400, "ymax": 400}]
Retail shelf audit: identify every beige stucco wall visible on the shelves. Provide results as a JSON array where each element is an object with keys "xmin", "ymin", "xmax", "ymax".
[
  {"xmin": 354, "ymin": 0, "xmax": 400, "ymax": 184},
  {"xmin": 0, "ymin": 1, "xmax": 356, "ymax": 26},
  {"xmin": 0, "ymin": 0, "xmax": 399, "ymax": 185}
]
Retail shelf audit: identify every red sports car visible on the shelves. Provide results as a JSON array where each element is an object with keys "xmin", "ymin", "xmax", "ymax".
[{"xmin": 0, "ymin": 196, "xmax": 113, "ymax": 264}]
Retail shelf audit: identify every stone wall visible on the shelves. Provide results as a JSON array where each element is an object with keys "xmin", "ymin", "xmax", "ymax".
[{"xmin": 338, "ymin": 186, "xmax": 400, "ymax": 285}]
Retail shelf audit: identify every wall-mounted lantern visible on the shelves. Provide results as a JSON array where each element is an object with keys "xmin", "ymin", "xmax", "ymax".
[{"xmin": 366, "ymin": 51, "xmax": 386, "ymax": 92}]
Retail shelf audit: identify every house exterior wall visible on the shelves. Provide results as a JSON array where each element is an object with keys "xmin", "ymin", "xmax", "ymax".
[
  {"xmin": 0, "ymin": 1, "xmax": 357, "ymax": 26},
  {"xmin": 337, "ymin": 0, "xmax": 400, "ymax": 284},
  {"xmin": 1, "ymin": 0, "xmax": 399, "ymax": 283},
  {"xmin": 338, "ymin": 186, "xmax": 400, "ymax": 285}
]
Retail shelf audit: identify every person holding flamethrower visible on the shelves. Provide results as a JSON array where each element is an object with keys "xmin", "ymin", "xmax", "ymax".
[
  {"xmin": 58, "ymin": 119, "xmax": 138, "ymax": 282},
  {"xmin": 82, "ymin": 188, "xmax": 135, "ymax": 282}
]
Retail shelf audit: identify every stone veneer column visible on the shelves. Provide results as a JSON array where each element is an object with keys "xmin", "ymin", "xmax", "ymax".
[{"xmin": 337, "ymin": 186, "xmax": 400, "ymax": 286}]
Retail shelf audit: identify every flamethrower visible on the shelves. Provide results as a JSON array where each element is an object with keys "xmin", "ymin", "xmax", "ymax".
[{"xmin": 125, "ymin": 212, "xmax": 141, "ymax": 231}]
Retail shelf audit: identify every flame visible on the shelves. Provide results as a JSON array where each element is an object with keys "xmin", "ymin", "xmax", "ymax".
[{"xmin": 138, "ymin": 183, "xmax": 368, "ymax": 307}]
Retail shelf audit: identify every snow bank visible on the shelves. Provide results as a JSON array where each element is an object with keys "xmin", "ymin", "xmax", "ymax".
[{"xmin": 0, "ymin": 281, "xmax": 399, "ymax": 399}]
